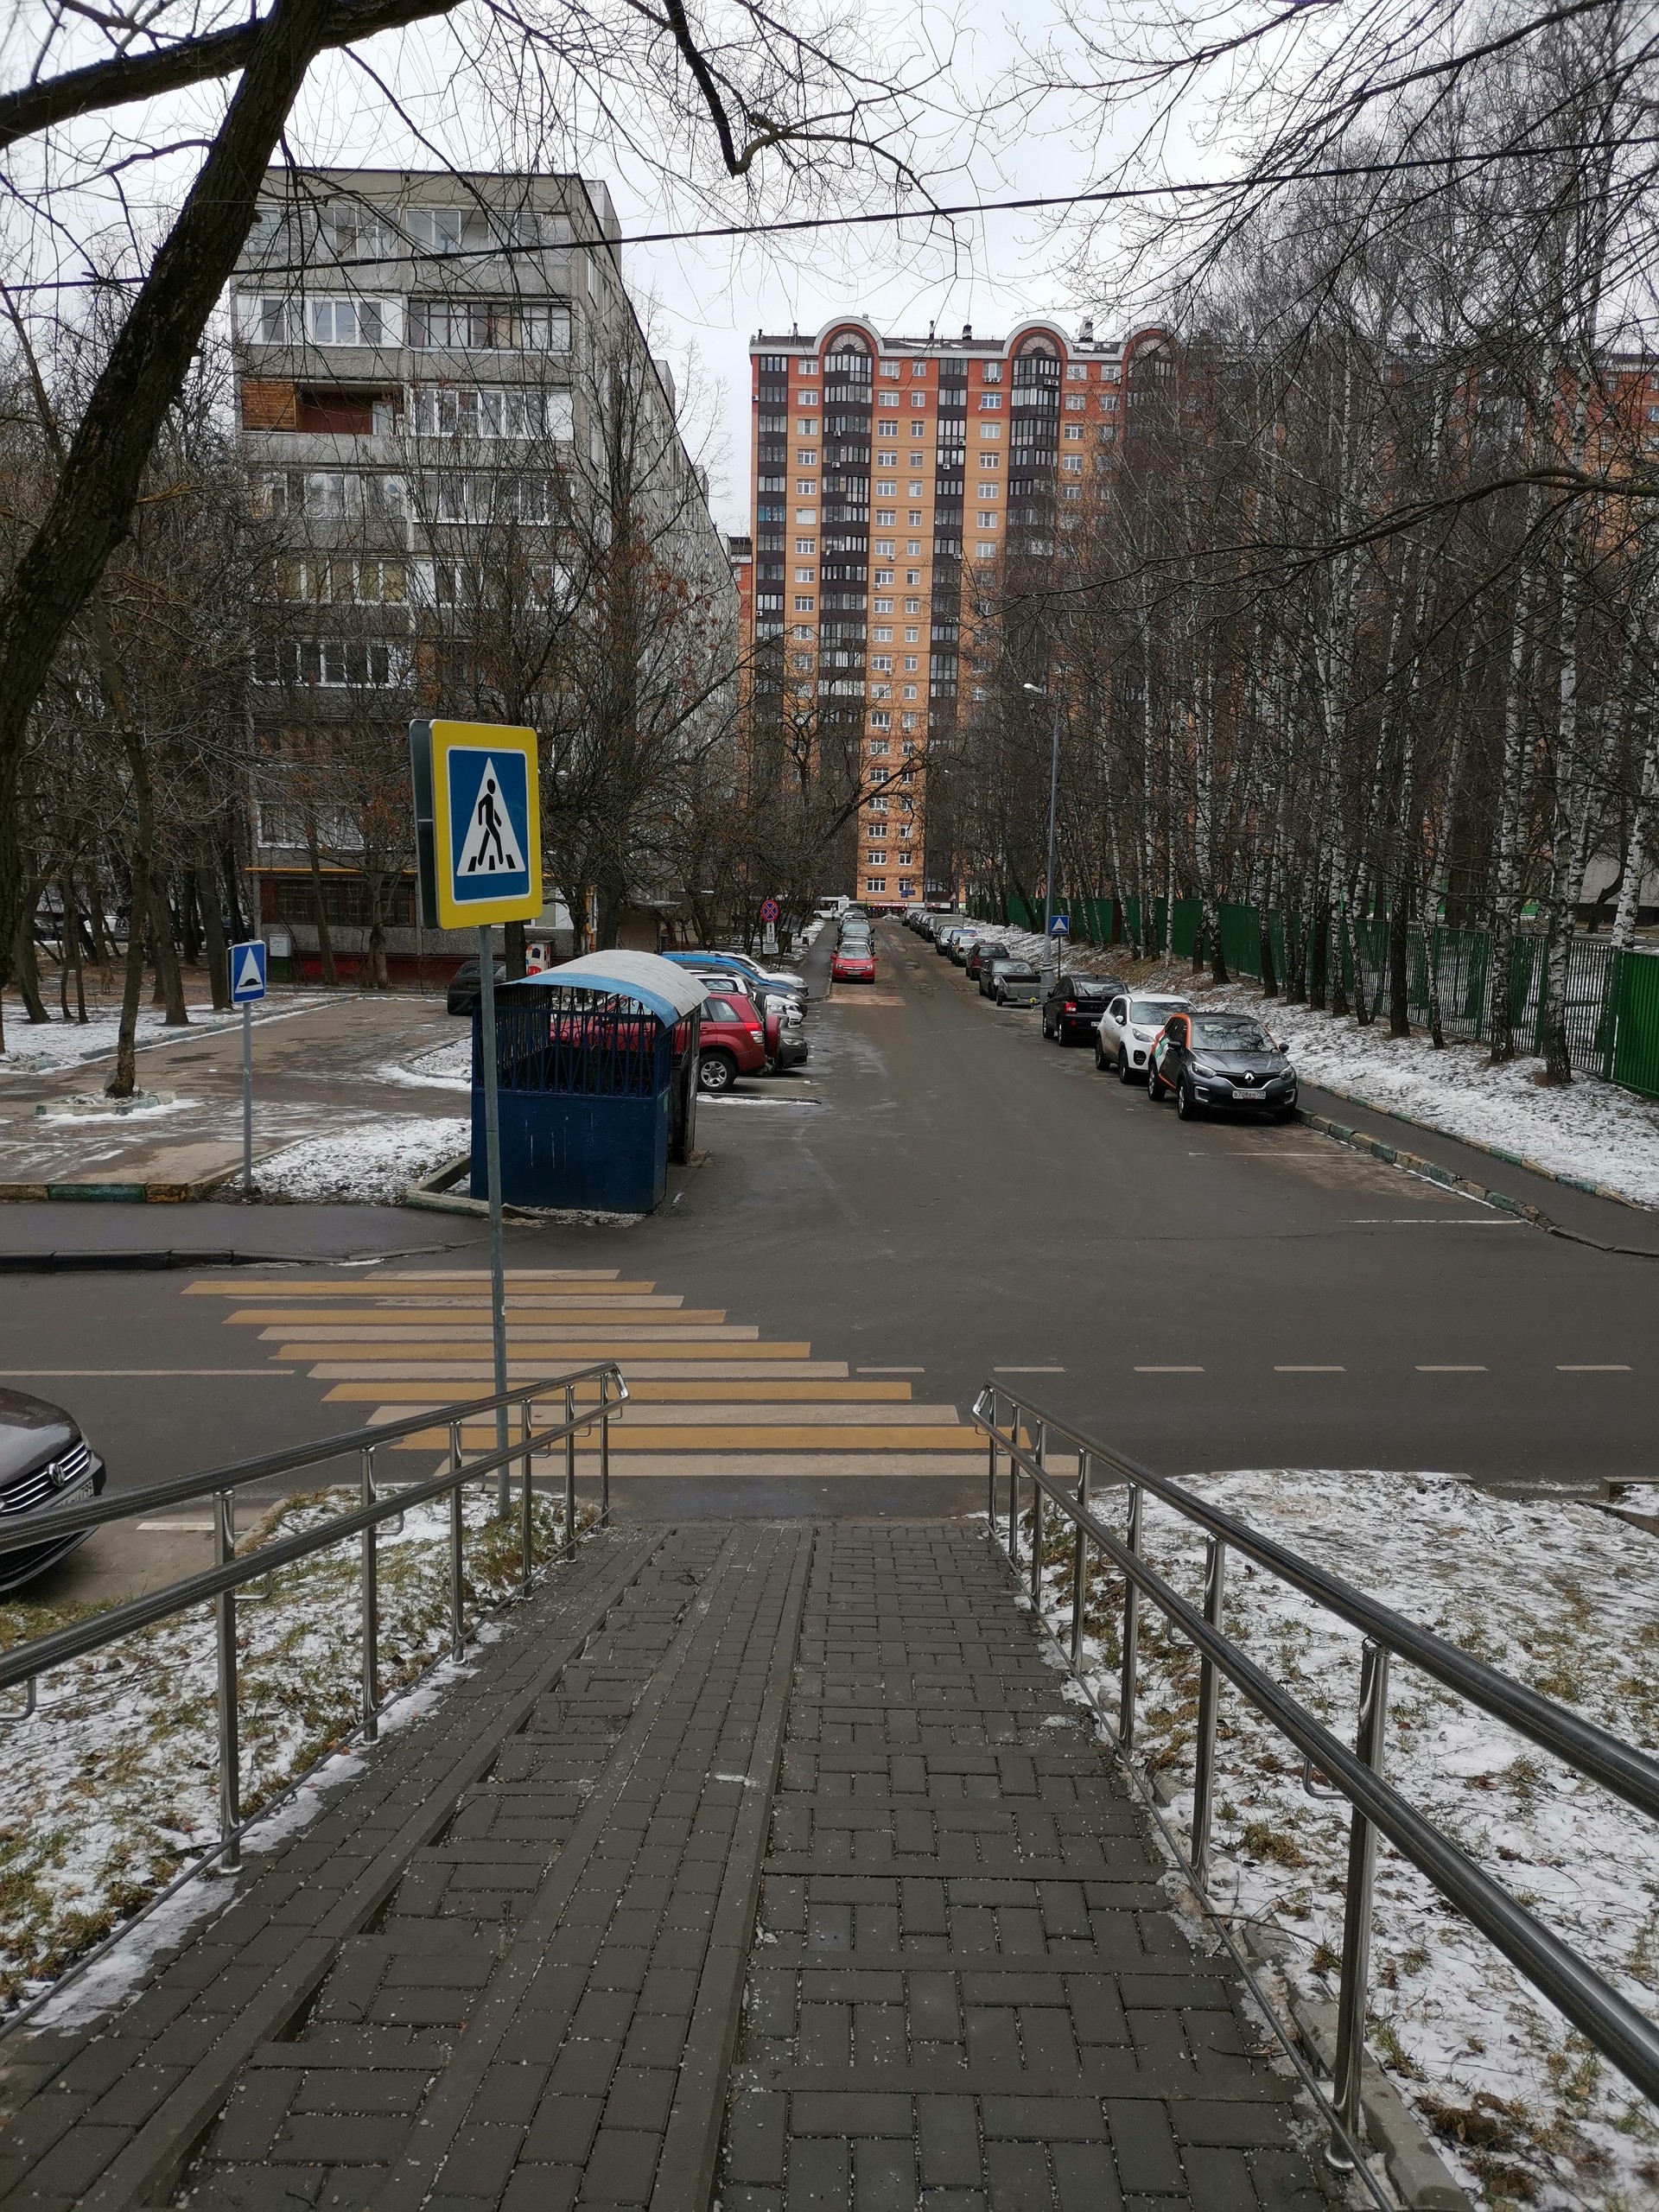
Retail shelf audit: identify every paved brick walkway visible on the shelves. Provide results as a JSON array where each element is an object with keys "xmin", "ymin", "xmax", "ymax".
[{"xmin": 0, "ymin": 1524, "xmax": 1322, "ymax": 2212}]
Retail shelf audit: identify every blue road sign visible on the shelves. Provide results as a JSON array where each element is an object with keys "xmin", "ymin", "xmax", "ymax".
[
  {"xmin": 438, "ymin": 733, "xmax": 540, "ymax": 925},
  {"xmin": 1049, "ymin": 913, "xmax": 1071, "ymax": 937},
  {"xmin": 230, "ymin": 939, "xmax": 268, "ymax": 1004}
]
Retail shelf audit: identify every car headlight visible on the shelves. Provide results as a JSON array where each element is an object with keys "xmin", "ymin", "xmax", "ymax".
[{"xmin": 1189, "ymin": 1058, "xmax": 1220, "ymax": 1079}]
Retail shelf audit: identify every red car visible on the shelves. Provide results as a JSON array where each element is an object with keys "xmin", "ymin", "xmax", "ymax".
[
  {"xmin": 697, "ymin": 992, "xmax": 767, "ymax": 1091},
  {"xmin": 832, "ymin": 944, "xmax": 876, "ymax": 983}
]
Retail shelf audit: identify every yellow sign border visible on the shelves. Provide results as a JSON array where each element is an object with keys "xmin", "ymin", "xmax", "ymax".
[{"xmin": 430, "ymin": 720, "xmax": 543, "ymax": 931}]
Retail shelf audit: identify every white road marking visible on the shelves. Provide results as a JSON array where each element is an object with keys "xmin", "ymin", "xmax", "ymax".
[
  {"xmin": 136, "ymin": 1520, "xmax": 216, "ymax": 1532},
  {"xmin": 994, "ymin": 1366, "xmax": 1065, "ymax": 1374},
  {"xmin": 1556, "ymin": 1364, "xmax": 1630, "ymax": 1372},
  {"xmin": 1135, "ymin": 1365, "xmax": 1204, "ymax": 1374},
  {"xmin": 858, "ymin": 1365, "xmax": 925, "ymax": 1374},
  {"xmin": 1274, "ymin": 1365, "xmax": 1345, "ymax": 1373},
  {"xmin": 1416, "ymin": 1364, "xmax": 1488, "ymax": 1372},
  {"xmin": 1347, "ymin": 1217, "xmax": 1517, "ymax": 1225},
  {"xmin": 0, "ymin": 1368, "xmax": 298, "ymax": 1376}
]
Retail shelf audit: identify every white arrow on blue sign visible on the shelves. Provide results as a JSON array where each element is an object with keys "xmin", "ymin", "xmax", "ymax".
[{"xmin": 230, "ymin": 939, "xmax": 268, "ymax": 1004}]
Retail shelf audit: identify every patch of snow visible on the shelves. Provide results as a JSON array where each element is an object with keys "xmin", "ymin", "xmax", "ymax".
[
  {"xmin": 0, "ymin": 997, "xmax": 330, "ymax": 1077},
  {"xmin": 34, "ymin": 1092, "xmax": 199, "ymax": 1125},
  {"xmin": 1211, "ymin": 989, "xmax": 1659, "ymax": 1210},
  {"xmin": 1001, "ymin": 1469, "xmax": 1659, "ymax": 2209},
  {"xmin": 375, "ymin": 1036, "xmax": 473, "ymax": 1093},
  {"xmin": 253, "ymin": 1115, "xmax": 469, "ymax": 1203}
]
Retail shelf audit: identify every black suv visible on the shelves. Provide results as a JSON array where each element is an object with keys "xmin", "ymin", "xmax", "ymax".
[{"xmin": 1042, "ymin": 973, "xmax": 1125, "ymax": 1045}]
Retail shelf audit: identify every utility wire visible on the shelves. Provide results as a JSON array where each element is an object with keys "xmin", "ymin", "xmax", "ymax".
[{"xmin": 8, "ymin": 130, "xmax": 1659, "ymax": 294}]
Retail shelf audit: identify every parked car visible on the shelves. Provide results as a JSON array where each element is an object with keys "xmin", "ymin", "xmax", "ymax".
[
  {"xmin": 447, "ymin": 957, "xmax": 507, "ymax": 1015},
  {"xmin": 965, "ymin": 939, "xmax": 1008, "ymax": 987},
  {"xmin": 1094, "ymin": 990, "xmax": 1193, "ymax": 1081},
  {"xmin": 945, "ymin": 930, "xmax": 983, "ymax": 967},
  {"xmin": 0, "ymin": 1389, "xmax": 106, "ymax": 1592},
  {"xmin": 831, "ymin": 943, "xmax": 877, "ymax": 983},
  {"xmin": 990, "ymin": 960, "xmax": 1043, "ymax": 1007},
  {"xmin": 696, "ymin": 992, "xmax": 768, "ymax": 1091},
  {"xmin": 763, "ymin": 1003, "xmax": 810, "ymax": 1071},
  {"xmin": 1042, "ymin": 972, "xmax": 1126, "ymax": 1045},
  {"xmin": 679, "ymin": 963, "xmax": 805, "ymax": 1031},
  {"xmin": 663, "ymin": 950, "xmax": 805, "ymax": 1001},
  {"xmin": 1147, "ymin": 1008, "xmax": 1298, "ymax": 1120}
]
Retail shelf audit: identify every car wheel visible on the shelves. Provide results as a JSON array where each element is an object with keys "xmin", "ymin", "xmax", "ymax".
[
  {"xmin": 1117, "ymin": 1049, "xmax": 1133, "ymax": 1085},
  {"xmin": 697, "ymin": 1050, "xmax": 737, "ymax": 1093},
  {"xmin": 1094, "ymin": 1039, "xmax": 1107, "ymax": 1070},
  {"xmin": 1177, "ymin": 1073, "xmax": 1198, "ymax": 1121},
  {"xmin": 1040, "ymin": 1014, "xmax": 1051, "ymax": 1038},
  {"xmin": 1147, "ymin": 1068, "xmax": 1164, "ymax": 1102}
]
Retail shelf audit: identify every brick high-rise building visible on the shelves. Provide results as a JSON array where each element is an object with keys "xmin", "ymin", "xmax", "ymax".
[{"xmin": 745, "ymin": 316, "xmax": 1169, "ymax": 908}]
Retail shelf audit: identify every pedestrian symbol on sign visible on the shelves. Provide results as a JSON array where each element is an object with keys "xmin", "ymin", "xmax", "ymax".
[{"xmin": 457, "ymin": 759, "xmax": 524, "ymax": 878}]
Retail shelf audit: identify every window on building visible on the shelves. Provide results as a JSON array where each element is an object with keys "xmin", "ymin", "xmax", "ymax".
[
  {"xmin": 1102, "ymin": 393, "xmax": 1118, "ymax": 410},
  {"xmin": 874, "ymin": 567, "xmax": 894, "ymax": 584},
  {"xmin": 982, "ymin": 363, "xmax": 1002, "ymax": 383},
  {"xmin": 875, "ymin": 538, "xmax": 895, "ymax": 556},
  {"xmin": 408, "ymin": 299, "xmax": 570, "ymax": 351},
  {"xmin": 978, "ymin": 423, "xmax": 1001, "ymax": 441},
  {"xmin": 873, "ymin": 597, "xmax": 893, "ymax": 613},
  {"xmin": 873, "ymin": 626, "xmax": 893, "ymax": 641},
  {"xmin": 795, "ymin": 566, "xmax": 815, "ymax": 582},
  {"xmin": 1063, "ymin": 424, "xmax": 1084, "ymax": 442},
  {"xmin": 875, "ymin": 508, "xmax": 896, "ymax": 525},
  {"xmin": 759, "ymin": 353, "xmax": 787, "ymax": 372},
  {"xmin": 1065, "ymin": 362, "xmax": 1088, "ymax": 380},
  {"xmin": 797, "ymin": 479, "xmax": 817, "ymax": 495},
  {"xmin": 411, "ymin": 386, "xmax": 571, "ymax": 440},
  {"xmin": 402, "ymin": 206, "xmax": 464, "ymax": 254},
  {"xmin": 911, "ymin": 392, "xmax": 926, "ymax": 408},
  {"xmin": 255, "ymin": 638, "xmax": 407, "ymax": 687},
  {"xmin": 305, "ymin": 296, "xmax": 389, "ymax": 346},
  {"xmin": 869, "ymin": 736, "xmax": 889, "ymax": 751},
  {"xmin": 872, "ymin": 654, "xmax": 893, "ymax": 671},
  {"xmin": 794, "ymin": 595, "xmax": 815, "ymax": 611},
  {"xmin": 797, "ymin": 448, "xmax": 818, "ymax": 466},
  {"xmin": 1063, "ymin": 454, "xmax": 1083, "ymax": 472},
  {"xmin": 1065, "ymin": 394, "xmax": 1086, "ymax": 410},
  {"xmin": 910, "ymin": 421, "xmax": 925, "ymax": 437},
  {"xmin": 976, "ymin": 512, "xmax": 997, "ymax": 529},
  {"xmin": 877, "ymin": 448, "xmax": 897, "ymax": 465},
  {"xmin": 870, "ymin": 712, "xmax": 892, "ymax": 729},
  {"xmin": 797, "ymin": 416, "xmax": 818, "ymax": 434},
  {"xmin": 978, "ymin": 393, "xmax": 1003, "ymax": 410},
  {"xmin": 975, "ymin": 540, "xmax": 996, "ymax": 559},
  {"xmin": 878, "ymin": 391, "xmax": 899, "ymax": 408},
  {"xmin": 875, "ymin": 480, "xmax": 896, "ymax": 496},
  {"xmin": 796, "ymin": 537, "xmax": 817, "ymax": 553},
  {"xmin": 906, "ymin": 597, "xmax": 920, "ymax": 613},
  {"xmin": 866, "ymin": 878, "xmax": 887, "ymax": 893},
  {"xmin": 903, "ymin": 655, "xmax": 918, "ymax": 672}
]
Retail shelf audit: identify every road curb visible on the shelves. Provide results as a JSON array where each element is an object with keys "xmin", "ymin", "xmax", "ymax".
[
  {"xmin": 1294, "ymin": 1109, "xmax": 1556, "ymax": 1228},
  {"xmin": 1295, "ymin": 1080, "xmax": 1649, "ymax": 1213}
]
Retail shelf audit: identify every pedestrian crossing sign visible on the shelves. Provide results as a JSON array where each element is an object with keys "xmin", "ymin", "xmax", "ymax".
[{"xmin": 415, "ymin": 721, "xmax": 542, "ymax": 930}]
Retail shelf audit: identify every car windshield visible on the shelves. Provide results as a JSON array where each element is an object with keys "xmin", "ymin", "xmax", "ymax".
[
  {"xmin": 1128, "ymin": 997, "xmax": 1184, "ymax": 1025},
  {"xmin": 1002, "ymin": 965, "xmax": 1036, "ymax": 979},
  {"xmin": 1191, "ymin": 1016, "xmax": 1272, "ymax": 1052},
  {"xmin": 1071, "ymin": 982, "xmax": 1112, "ymax": 1000}
]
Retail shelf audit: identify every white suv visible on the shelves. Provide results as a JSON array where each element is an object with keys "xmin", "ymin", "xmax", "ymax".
[{"xmin": 1095, "ymin": 991, "xmax": 1192, "ymax": 1083}]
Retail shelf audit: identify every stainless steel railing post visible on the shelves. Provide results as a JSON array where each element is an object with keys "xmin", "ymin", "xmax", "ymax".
[
  {"xmin": 1328, "ymin": 1641, "xmax": 1390, "ymax": 2171},
  {"xmin": 1007, "ymin": 1408, "xmax": 1019, "ymax": 1564},
  {"xmin": 1119, "ymin": 1483, "xmax": 1142, "ymax": 1750},
  {"xmin": 563, "ymin": 1382, "xmax": 576, "ymax": 1559},
  {"xmin": 519, "ymin": 1398, "xmax": 534, "ymax": 1596},
  {"xmin": 1191, "ymin": 1537, "xmax": 1228, "ymax": 1890},
  {"xmin": 1030, "ymin": 1421, "xmax": 1046, "ymax": 1603},
  {"xmin": 986, "ymin": 1387, "xmax": 999, "ymax": 1525},
  {"xmin": 1071, "ymin": 1452, "xmax": 1090, "ymax": 1667},
  {"xmin": 213, "ymin": 1489, "xmax": 241, "ymax": 1872},
  {"xmin": 360, "ymin": 1445, "xmax": 378, "ymax": 1743},
  {"xmin": 448, "ymin": 1419, "xmax": 465, "ymax": 1661},
  {"xmin": 600, "ymin": 1376, "xmax": 612, "ymax": 1527}
]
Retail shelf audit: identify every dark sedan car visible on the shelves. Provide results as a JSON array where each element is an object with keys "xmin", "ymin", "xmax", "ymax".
[
  {"xmin": 1042, "ymin": 972, "xmax": 1126, "ymax": 1045},
  {"xmin": 1147, "ymin": 1009, "xmax": 1299, "ymax": 1121},
  {"xmin": 989, "ymin": 960, "xmax": 1043, "ymax": 1007},
  {"xmin": 447, "ymin": 957, "xmax": 507, "ymax": 1015},
  {"xmin": 0, "ymin": 1389, "xmax": 106, "ymax": 1592}
]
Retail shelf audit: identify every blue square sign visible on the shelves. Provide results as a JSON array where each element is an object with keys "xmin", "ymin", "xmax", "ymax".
[{"xmin": 230, "ymin": 939, "xmax": 267, "ymax": 1004}]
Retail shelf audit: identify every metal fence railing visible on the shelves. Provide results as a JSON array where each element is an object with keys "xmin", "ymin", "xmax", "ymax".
[
  {"xmin": 0, "ymin": 1364, "xmax": 629, "ymax": 1885},
  {"xmin": 972, "ymin": 1384, "xmax": 1659, "ymax": 2190}
]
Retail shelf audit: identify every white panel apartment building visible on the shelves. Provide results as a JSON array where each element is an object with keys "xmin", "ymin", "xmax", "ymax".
[{"xmin": 232, "ymin": 167, "xmax": 734, "ymax": 974}]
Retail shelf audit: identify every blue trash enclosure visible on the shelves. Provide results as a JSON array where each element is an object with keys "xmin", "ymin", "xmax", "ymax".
[{"xmin": 472, "ymin": 963, "xmax": 702, "ymax": 1214}]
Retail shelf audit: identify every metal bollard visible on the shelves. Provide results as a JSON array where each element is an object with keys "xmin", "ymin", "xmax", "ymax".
[
  {"xmin": 563, "ymin": 1382, "xmax": 576, "ymax": 1559},
  {"xmin": 1118, "ymin": 1484, "xmax": 1142, "ymax": 1750},
  {"xmin": 519, "ymin": 1398, "xmax": 534, "ymax": 1595},
  {"xmin": 1071, "ymin": 1453, "xmax": 1090, "ymax": 1667},
  {"xmin": 1030, "ymin": 1422, "xmax": 1046, "ymax": 1604},
  {"xmin": 448, "ymin": 1419, "xmax": 465, "ymax": 1661},
  {"xmin": 1327, "ymin": 1641, "xmax": 1390, "ymax": 2171},
  {"xmin": 1190, "ymin": 1538, "xmax": 1227, "ymax": 1888},
  {"xmin": 1007, "ymin": 1415, "xmax": 1020, "ymax": 1564},
  {"xmin": 360, "ymin": 1445, "xmax": 379, "ymax": 1742},
  {"xmin": 214, "ymin": 1490, "xmax": 241, "ymax": 1872}
]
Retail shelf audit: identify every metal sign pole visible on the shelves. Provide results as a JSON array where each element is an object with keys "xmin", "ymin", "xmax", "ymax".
[
  {"xmin": 478, "ymin": 925, "xmax": 510, "ymax": 1514},
  {"xmin": 242, "ymin": 1002, "xmax": 252, "ymax": 1196}
]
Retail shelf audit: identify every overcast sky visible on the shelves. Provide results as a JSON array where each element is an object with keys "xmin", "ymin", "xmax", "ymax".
[{"xmin": 8, "ymin": 0, "xmax": 1236, "ymax": 534}]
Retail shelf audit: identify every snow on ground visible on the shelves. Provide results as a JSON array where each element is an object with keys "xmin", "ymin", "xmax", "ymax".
[
  {"xmin": 948, "ymin": 920, "xmax": 1659, "ymax": 1210},
  {"xmin": 31, "ymin": 1091, "xmax": 200, "ymax": 1124},
  {"xmin": 375, "ymin": 1035, "xmax": 473, "ymax": 1093},
  {"xmin": 0, "ymin": 996, "xmax": 328, "ymax": 1077},
  {"xmin": 1206, "ymin": 988, "xmax": 1659, "ymax": 1211},
  {"xmin": 999, "ymin": 1471, "xmax": 1659, "ymax": 2210},
  {"xmin": 253, "ymin": 1115, "xmax": 468, "ymax": 1202},
  {"xmin": 0, "ymin": 1487, "xmax": 588, "ymax": 2010}
]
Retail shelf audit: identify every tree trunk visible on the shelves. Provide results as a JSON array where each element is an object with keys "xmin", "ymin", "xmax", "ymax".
[
  {"xmin": 12, "ymin": 891, "xmax": 49, "ymax": 1023},
  {"xmin": 196, "ymin": 859, "xmax": 230, "ymax": 1008},
  {"xmin": 0, "ymin": 0, "xmax": 339, "ymax": 998},
  {"xmin": 108, "ymin": 729, "xmax": 158, "ymax": 1098},
  {"xmin": 504, "ymin": 918, "xmax": 528, "ymax": 979},
  {"xmin": 60, "ymin": 875, "xmax": 86, "ymax": 1022},
  {"xmin": 1388, "ymin": 874, "xmax": 1411, "ymax": 1039},
  {"xmin": 305, "ymin": 821, "xmax": 339, "ymax": 987},
  {"xmin": 149, "ymin": 880, "xmax": 188, "ymax": 1027}
]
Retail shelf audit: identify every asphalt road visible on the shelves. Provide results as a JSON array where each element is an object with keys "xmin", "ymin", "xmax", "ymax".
[{"xmin": 2, "ymin": 923, "xmax": 1654, "ymax": 1509}]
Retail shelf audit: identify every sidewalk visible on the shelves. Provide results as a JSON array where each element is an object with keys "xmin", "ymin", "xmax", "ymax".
[{"xmin": 0, "ymin": 1524, "xmax": 1321, "ymax": 2212}]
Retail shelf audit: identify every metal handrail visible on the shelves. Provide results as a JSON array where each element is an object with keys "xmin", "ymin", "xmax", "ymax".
[
  {"xmin": 972, "ymin": 1383, "xmax": 1659, "ymax": 2170},
  {"xmin": 0, "ymin": 1363, "xmax": 629, "ymax": 1881},
  {"xmin": 0, "ymin": 1368, "xmax": 622, "ymax": 1556}
]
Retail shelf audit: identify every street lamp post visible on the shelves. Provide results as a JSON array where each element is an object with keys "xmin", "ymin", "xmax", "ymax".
[{"xmin": 1024, "ymin": 682, "xmax": 1062, "ymax": 982}]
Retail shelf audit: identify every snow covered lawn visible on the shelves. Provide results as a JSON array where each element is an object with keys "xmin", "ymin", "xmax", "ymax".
[
  {"xmin": 375, "ymin": 1035, "xmax": 473, "ymax": 1093},
  {"xmin": 1000, "ymin": 1471, "xmax": 1659, "ymax": 2209},
  {"xmin": 0, "ymin": 1486, "xmax": 588, "ymax": 2008},
  {"xmin": 253, "ymin": 1114, "xmax": 469, "ymax": 1202},
  {"xmin": 0, "ymin": 997, "xmax": 327, "ymax": 1077}
]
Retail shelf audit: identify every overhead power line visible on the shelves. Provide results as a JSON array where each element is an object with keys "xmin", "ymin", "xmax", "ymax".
[{"xmin": 9, "ymin": 130, "xmax": 1659, "ymax": 295}]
